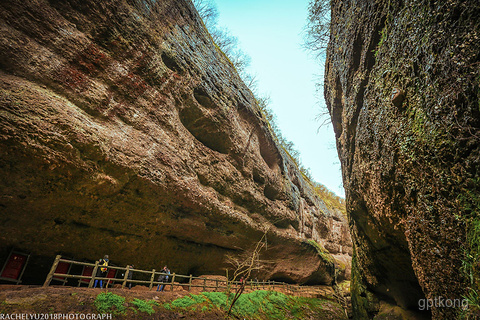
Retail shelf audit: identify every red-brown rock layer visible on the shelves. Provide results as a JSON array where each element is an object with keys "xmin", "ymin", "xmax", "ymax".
[{"xmin": 0, "ymin": 0, "xmax": 351, "ymax": 284}]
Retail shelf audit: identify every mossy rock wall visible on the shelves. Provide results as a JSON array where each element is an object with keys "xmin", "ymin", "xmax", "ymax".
[{"xmin": 325, "ymin": 0, "xmax": 480, "ymax": 318}]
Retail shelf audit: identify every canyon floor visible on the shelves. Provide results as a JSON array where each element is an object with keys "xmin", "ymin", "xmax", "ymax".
[{"xmin": 0, "ymin": 284, "xmax": 348, "ymax": 319}]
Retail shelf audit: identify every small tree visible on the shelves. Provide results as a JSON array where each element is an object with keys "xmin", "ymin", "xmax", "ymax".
[{"xmin": 224, "ymin": 229, "xmax": 271, "ymax": 316}]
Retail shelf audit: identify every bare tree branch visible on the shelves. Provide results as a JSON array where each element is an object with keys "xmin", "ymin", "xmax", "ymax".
[
  {"xmin": 303, "ymin": 0, "xmax": 331, "ymax": 59},
  {"xmin": 225, "ymin": 228, "xmax": 271, "ymax": 316}
]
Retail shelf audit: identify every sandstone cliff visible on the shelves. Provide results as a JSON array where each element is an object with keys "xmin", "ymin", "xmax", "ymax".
[
  {"xmin": 0, "ymin": 0, "xmax": 351, "ymax": 284},
  {"xmin": 325, "ymin": 0, "xmax": 480, "ymax": 318}
]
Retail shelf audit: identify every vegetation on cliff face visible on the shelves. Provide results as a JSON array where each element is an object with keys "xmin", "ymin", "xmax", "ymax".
[
  {"xmin": 315, "ymin": 0, "xmax": 480, "ymax": 318},
  {"xmin": 365, "ymin": 1, "xmax": 480, "ymax": 317},
  {"xmin": 193, "ymin": 0, "xmax": 346, "ymax": 215}
]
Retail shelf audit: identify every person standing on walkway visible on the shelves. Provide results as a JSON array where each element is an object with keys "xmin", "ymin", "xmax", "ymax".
[
  {"xmin": 156, "ymin": 265, "xmax": 169, "ymax": 291},
  {"xmin": 94, "ymin": 255, "xmax": 109, "ymax": 288}
]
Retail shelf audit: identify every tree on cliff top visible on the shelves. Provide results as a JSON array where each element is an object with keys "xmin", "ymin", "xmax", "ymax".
[
  {"xmin": 304, "ymin": 0, "xmax": 330, "ymax": 59},
  {"xmin": 193, "ymin": 0, "xmax": 251, "ymax": 75}
]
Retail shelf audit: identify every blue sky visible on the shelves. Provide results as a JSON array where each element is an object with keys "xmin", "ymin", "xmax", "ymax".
[{"xmin": 212, "ymin": 0, "xmax": 344, "ymax": 197}]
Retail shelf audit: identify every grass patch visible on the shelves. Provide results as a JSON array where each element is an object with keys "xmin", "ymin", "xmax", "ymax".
[
  {"xmin": 131, "ymin": 299, "xmax": 159, "ymax": 315},
  {"xmin": 94, "ymin": 292, "xmax": 126, "ymax": 315},
  {"xmin": 164, "ymin": 290, "xmax": 346, "ymax": 319}
]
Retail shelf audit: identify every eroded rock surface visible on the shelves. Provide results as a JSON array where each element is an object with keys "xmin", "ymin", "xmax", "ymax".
[
  {"xmin": 325, "ymin": 0, "xmax": 480, "ymax": 318},
  {"xmin": 0, "ymin": 0, "xmax": 351, "ymax": 284}
]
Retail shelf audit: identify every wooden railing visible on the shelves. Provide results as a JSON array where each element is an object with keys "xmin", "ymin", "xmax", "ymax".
[{"xmin": 43, "ymin": 255, "xmax": 332, "ymax": 298}]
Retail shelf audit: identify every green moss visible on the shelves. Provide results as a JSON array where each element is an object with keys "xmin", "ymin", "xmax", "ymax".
[
  {"xmin": 336, "ymin": 260, "xmax": 347, "ymax": 272},
  {"xmin": 350, "ymin": 248, "xmax": 379, "ymax": 319},
  {"xmin": 374, "ymin": 25, "xmax": 388, "ymax": 58},
  {"xmin": 477, "ymin": 75, "xmax": 480, "ymax": 112},
  {"xmin": 304, "ymin": 239, "xmax": 335, "ymax": 266},
  {"xmin": 460, "ymin": 179, "xmax": 480, "ymax": 317},
  {"xmin": 336, "ymin": 280, "xmax": 350, "ymax": 295}
]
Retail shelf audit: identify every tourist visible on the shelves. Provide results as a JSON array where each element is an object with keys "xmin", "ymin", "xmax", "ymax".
[
  {"xmin": 93, "ymin": 255, "xmax": 109, "ymax": 288},
  {"xmin": 157, "ymin": 265, "xmax": 170, "ymax": 291}
]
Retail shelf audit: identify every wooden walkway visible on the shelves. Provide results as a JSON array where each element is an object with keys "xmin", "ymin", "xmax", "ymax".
[{"xmin": 43, "ymin": 255, "xmax": 334, "ymax": 298}]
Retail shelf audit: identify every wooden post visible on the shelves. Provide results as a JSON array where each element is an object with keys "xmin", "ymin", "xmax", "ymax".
[
  {"xmin": 17, "ymin": 253, "xmax": 31, "ymax": 285},
  {"xmin": 43, "ymin": 255, "xmax": 61, "ymax": 287},
  {"xmin": 61, "ymin": 262, "xmax": 73, "ymax": 286},
  {"xmin": 122, "ymin": 265, "xmax": 130, "ymax": 289},
  {"xmin": 149, "ymin": 269, "xmax": 156, "ymax": 290},
  {"xmin": 88, "ymin": 260, "xmax": 99, "ymax": 288},
  {"xmin": 170, "ymin": 273, "xmax": 176, "ymax": 291},
  {"xmin": 188, "ymin": 274, "xmax": 192, "ymax": 291},
  {"xmin": 215, "ymin": 279, "xmax": 219, "ymax": 292}
]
